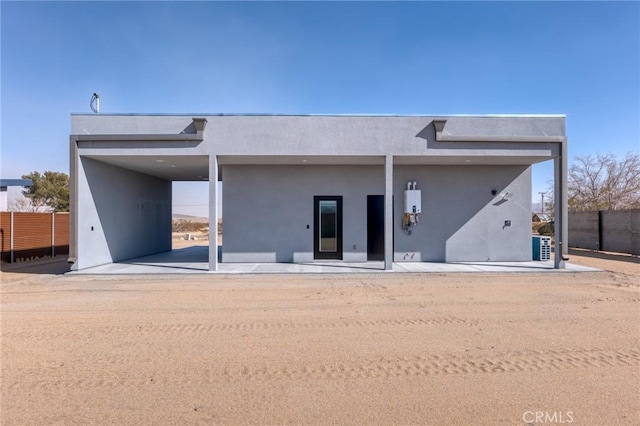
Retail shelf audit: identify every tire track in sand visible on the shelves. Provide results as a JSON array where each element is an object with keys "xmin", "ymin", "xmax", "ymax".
[
  {"xmin": 7, "ymin": 348, "xmax": 639, "ymax": 391},
  {"xmin": 0, "ymin": 316, "xmax": 476, "ymax": 339}
]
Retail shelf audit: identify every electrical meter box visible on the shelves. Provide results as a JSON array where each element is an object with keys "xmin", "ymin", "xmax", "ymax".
[{"xmin": 404, "ymin": 190, "xmax": 421, "ymax": 213}]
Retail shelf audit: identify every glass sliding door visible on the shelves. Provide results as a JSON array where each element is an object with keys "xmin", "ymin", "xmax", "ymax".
[{"xmin": 313, "ymin": 196, "xmax": 343, "ymax": 260}]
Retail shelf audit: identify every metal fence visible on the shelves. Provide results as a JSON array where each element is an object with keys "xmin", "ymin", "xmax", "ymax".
[
  {"xmin": 569, "ymin": 209, "xmax": 640, "ymax": 255},
  {"xmin": 0, "ymin": 212, "xmax": 69, "ymax": 263}
]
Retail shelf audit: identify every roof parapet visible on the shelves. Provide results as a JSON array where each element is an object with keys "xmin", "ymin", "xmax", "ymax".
[
  {"xmin": 75, "ymin": 117, "xmax": 207, "ymax": 142},
  {"xmin": 431, "ymin": 118, "xmax": 565, "ymax": 143}
]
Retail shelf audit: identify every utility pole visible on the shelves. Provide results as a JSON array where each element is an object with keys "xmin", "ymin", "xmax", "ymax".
[{"xmin": 538, "ymin": 192, "xmax": 545, "ymax": 215}]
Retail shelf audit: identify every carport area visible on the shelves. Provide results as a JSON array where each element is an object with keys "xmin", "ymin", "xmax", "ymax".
[
  {"xmin": 67, "ymin": 246, "xmax": 597, "ymax": 274},
  {"xmin": 70, "ymin": 153, "xmax": 216, "ymax": 271},
  {"xmin": 69, "ymin": 116, "xmax": 217, "ymax": 272}
]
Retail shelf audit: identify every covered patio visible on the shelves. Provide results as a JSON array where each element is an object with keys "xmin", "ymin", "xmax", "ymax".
[{"xmin": 67, "ymin": 246, "xmax": 597, "ymax": 274}]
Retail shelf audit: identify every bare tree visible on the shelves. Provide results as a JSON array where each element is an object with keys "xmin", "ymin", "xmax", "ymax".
[
  {"xmin": 8, "ymin": 197, "xmax": 41, "ymax": 212},
  {"xmin": 568, "ymin": 152, "xmax": 640, "ymax": 211}
]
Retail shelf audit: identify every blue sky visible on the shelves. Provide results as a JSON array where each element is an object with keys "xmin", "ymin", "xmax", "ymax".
[{"xmin": 2, "ymin": 1, "xmax": 638, "ymax": 216}]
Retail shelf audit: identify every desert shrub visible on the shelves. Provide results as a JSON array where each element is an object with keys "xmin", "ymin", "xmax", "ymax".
[
  {"xmin": 172, "ymin": 219, "xmax": 209, "ymax": 233},
  {"xmin": 537, "ymin": 221, "xmax": 554, "ymax": 236}
]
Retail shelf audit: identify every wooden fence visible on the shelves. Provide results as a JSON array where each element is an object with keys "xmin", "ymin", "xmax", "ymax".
[{"xmin": 0, "ymin": 212, "xmax": 69, "ymax": 263}]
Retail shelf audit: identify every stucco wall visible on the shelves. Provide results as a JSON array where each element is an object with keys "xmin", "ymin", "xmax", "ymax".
[
  {"xmin": 567, "ymin": 211, "xmax": 599, "ymax": 250},
  {"xmin": 394, "ymin": 165, "xmax": 532, "ymax": 262},
  {"xmin": 602, "ymin": 210, "xmax": 640, "ymax": 255},
  {"xmin": 74, "ymin": 157, "xmax": 171, "ymax": 270},
  {"xmin": 569, "ymin": 210, "xmax": 640, "ymax": 255},
  {"xmin": 222, "ymin": 165, "xmax": 384, "ymax": 262},
  {"xmin": 72, "ymin": 114, "xmax": 563, "ymax": 159},
  {"xmin": 222, "ymin": 164, "xmax": 532, "ymax": 263}
]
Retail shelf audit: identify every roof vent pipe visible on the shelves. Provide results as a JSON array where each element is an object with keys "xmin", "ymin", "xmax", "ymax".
[
  {"xmin": 413, "ymin": 181, "xmax": 417, "ymax": 190},
  {"xmin": 407, "ymin": 181, "xmax": 411, "ymax": 190},
  {"xmin": 90, "ymin": 92, "xmax": 99, "ymax": 113}
]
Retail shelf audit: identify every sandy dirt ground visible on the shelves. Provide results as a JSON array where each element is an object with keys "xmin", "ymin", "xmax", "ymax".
[{"xmin": 1, "ymin": 252, "xmax": 638, "ymax": 425}]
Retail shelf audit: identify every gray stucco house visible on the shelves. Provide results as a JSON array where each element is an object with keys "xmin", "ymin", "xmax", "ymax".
[{"xmin": 69, "ymin": 114, "xmax": 568, "ymax": 271}]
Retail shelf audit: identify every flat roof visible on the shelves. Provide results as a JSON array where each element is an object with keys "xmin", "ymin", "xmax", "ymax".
[
  {"xmin": 0, "ymin": 179, "xmax": 32, "ymax": 187},
  {"xmin": 71, "ymin": 113, "xmax": 567, "ymax": 118}
]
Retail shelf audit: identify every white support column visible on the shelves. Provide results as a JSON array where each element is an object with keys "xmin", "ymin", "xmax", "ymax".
[
  {"xmin": 209, "ymin": 155, "xmax": 219, "ymax": 271},
  {"xmin": 554, "ymin": 139, "xmax": 568, "ymax": 269},
  {"xmin": 384, "ymin": 155, "xmax": 394, "ymax": 271},
  {"xmin": 68, "ymin": 136, "xmax": 79, "ymax": 269}
]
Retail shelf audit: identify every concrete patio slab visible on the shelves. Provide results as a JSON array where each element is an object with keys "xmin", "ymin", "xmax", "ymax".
[{"xmin": 67, "ymin": 246, "xmax": 600, "ymax": 275}]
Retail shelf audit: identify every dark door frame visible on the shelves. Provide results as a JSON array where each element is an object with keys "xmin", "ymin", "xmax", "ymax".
[
  {"xmin": 367, "ymin": 195, "xmax": 385, "ymax": 261},
  {"xmin": 313, "ymin": 196, "xmax": 343, "ymax": 260},
  {"xmin": 367, "ymin": 194, "xmax": 394, "ymax": 262}
]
